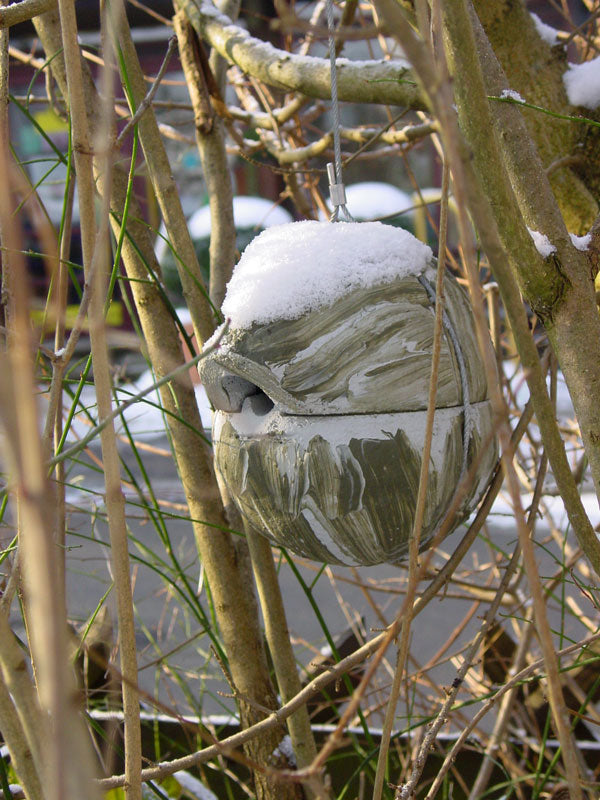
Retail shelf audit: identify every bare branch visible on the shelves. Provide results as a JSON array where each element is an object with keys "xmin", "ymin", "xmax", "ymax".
[
  {"xmin": 174, "ymin": 0, "xmax": 425, "ymax": 107},
  {"xmin": 267, "ymin": 120, "xmax": 436, "ymax": 164},
  {"xmin": 0, "ymin": 0, "xmax": 54, "ymax": 28},
  {"xmin": 116, "ymin": 36, "xmax": 178, "ymax": 148}
]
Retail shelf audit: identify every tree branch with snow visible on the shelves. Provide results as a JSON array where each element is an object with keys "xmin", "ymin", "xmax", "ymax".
[{"xmin": 174, "ymin": 0, "xmax": 426, "ymax": 107}]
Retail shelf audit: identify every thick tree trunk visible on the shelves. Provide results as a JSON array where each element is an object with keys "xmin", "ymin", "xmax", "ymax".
[
  {"xmin": 474, "ymin": 0, "xmax": 599, "ymax": 234},
  {"xmin": 448, "ymin": 3, "xmax": 600, "ymax": 509}
]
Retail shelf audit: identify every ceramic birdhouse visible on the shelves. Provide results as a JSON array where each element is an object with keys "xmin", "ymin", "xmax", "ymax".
[{"xmin": 199, "ymin": 221, "xmax": 497, "ymax": 566}]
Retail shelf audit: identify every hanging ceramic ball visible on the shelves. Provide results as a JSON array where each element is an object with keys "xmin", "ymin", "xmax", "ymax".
[{"xmin": 199, "ymin": 220, "xmax": 498, "ymax": 566}]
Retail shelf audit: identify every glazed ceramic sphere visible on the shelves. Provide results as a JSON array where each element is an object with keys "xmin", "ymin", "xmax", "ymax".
[{"xmin": 200, "ymin": 221, "xmax": 497, "ymax": 566}]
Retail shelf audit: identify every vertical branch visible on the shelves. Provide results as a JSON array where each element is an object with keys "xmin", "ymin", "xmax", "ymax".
[
  {"xmin": 0, "ymin": 610, "xmax": 45, "ymax": 800},
  {"xmin": 0, "ymin": 0, "xmax": 10, "ymax": 336},
  {"xmin": 2, "ymin": 26, "xmax": 82, "ymax": 793},
  {"xmin": 0, "ymin": 41, "xmax": 44, "ymax": 792},
  {"xmin": 51, "ymin": 175, "xmax": 75, "ymax": 595},
  {"xmin": 372, "ymin": 161, "xmax": 450, "ymax": 800},
  {"xmin": 111, "ymin": 0, "xmax": 217, "ymax": 346},
  {"xmin": 174, "ymin": 11, "xmax": 236, "ymax": 310},
  {"xmin": 0, "ymin": 162, "xmax": 100, "ymax": 800},
  {"xmin": 0, "ymin": 678, "xmax": 42, "ymax": 800},
  {"xmin": 484, "ymin": 281, "xmax": 503, "ymax": 377},
  {"xmin": 33, "ymin": 11, "xmax": 302, "ymax": 798},
  {"xmin": 54, "ymin": 1, "xmax": 142, "ymax": 798},
  {"xmin": 205, "ymin": 0, "xmax": 243, "ymax": 300},
  {"xmin": 1, "ymin": 22, "xmax": 41, "ymax": 799},
  {"xmin": 244, "ymin": 525, "xmax": 320, "ymax": 774}
]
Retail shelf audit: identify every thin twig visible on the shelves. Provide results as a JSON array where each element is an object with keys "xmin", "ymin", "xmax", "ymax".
[
  {"xmin": 57, "ymin": 0, "xmax": 141, "ymax": 795},
  {"xmin": 424, "ymin": 452, "xmax": 549, "ymax": 800},
  {"xmin": 426, "ymin": 630, "xmax": 600, "ymax": 799},
  {"xmin": 372, "ymin": 160, "xmax": 450, "ymax": 800},
  {"xmin": 115, "ymin": 36, "xmax": 178, "ymax": 148},
  {"xmin": 47, "ymin": 329, "xmax": 225, "ymax": 469}
]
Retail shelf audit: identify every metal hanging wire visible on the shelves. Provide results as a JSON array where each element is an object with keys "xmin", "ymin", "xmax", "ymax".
[{"xmin": 325, "ymin": 0, "xmax": 354, "ymax": 222}]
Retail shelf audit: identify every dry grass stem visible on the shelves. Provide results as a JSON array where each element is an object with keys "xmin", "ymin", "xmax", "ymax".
[
  {"xmin": 372, "ymin": 160, "xmax": 450, "ymax": 800},
  {"xmin": 55, "ymin": 1, "xmax": 142, "ymax": 796},
  {"xmin": 115, "ymin": 2, "xmax": 217, "ymax": 346}
]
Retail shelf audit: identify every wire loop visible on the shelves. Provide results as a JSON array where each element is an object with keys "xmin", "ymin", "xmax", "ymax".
[{"xmin": 326, "ymin": 0, "xmax": 354, "ymax": 222}]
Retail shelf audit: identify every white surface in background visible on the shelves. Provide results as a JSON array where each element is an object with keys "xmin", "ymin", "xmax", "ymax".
[
  {"xmin": 320, "ymin": 181, "xmax": 413, "ymax": 221},
  {"xmin": 173, "ymin": 306, "xmax": 193, "ymax": 326},
  {"xmin": 221, "ymin": 221, "xmax": 433, "ymax": 329},
  {"xmin": 563, "ymin": 56, "xmax": 600, "ymax": 108},
  {"xmin": 174, "ymin": 771, "xmax": 219, "ymax": 800},
  {"xmin": 509, "ymin": 363, "xmax": 575, "ymax": 420},
  {"xmin": 527, "ymin": 227, "xmax": 557, "ymax": 257},
  {"xmin": 56, "ymin": 371, "xmax": 212, "ymax": 444},
  {"xmin": 188, "ymin": 196, "xmax": 292, "ymax": 239},
  {"xmin": 271, "ymin": 734, "xmax": 296, "ymax": 767},
  {"xmin": 154, "ymin": 196, "xmax": 292, "ymax": 263},
  {"xmin": 487, "ymin": 491, "xmax": 599, "ymax": 530},
  {"xmin": 530, "ymin": 12, "xmax": 559, "ymax": 45},
  {"xmin": 112, "ymin": 370, "xmax": 212, "ymax": 440}
]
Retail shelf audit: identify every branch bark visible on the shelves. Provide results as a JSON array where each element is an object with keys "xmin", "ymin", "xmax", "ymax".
[
  {"xmin": 174, "ymin": 10, "xmax": 236, "ymax": 311},
  {"xmin": 244, "ymin": 526, "xmax": 319, "ymax": 774},
  {"xmin": 33, "ymin": 9, "xmax": 301, "ymax": 799},
  {"xmin": 440, "ymin": 0, "xmax": 600, "ymax": 522},
  {"xmin": 0, "ymin": 612, "xmax": 46, "ymax": 800},
  {"xmin": 174, "ymin": 0, "xmax": 425, "ymax": 107},
  {"xmin": 474, "ymin": 0, "xmax": 598, "ymax": 232},
  {"xmin": 0, "ymin": 0, "xmax": 54, "ymax": 27},
  {"xmin": 0, "ymin": 679, "xmax": 42, "ymax": 800},
  {"xmin": 112, "ymin": 3, "xmax": 218, "ymax": 346},
  {"xmin": 54, "ymin": 0, "xmax": 142, "ymax": 796}
]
